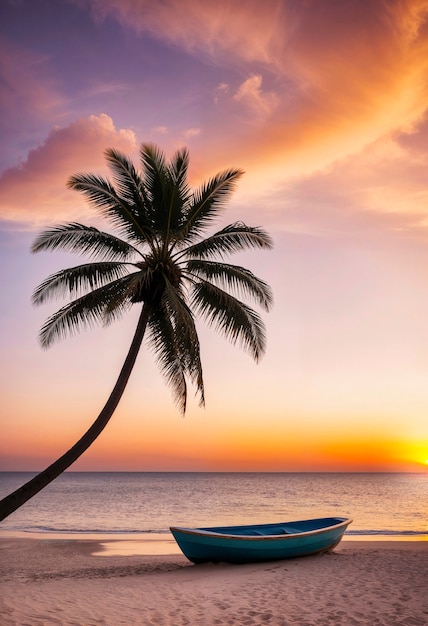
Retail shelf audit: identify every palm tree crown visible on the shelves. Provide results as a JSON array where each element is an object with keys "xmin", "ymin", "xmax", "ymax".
[{"xmin": 32, "ymin": 144, "xmax": 273, "ymax": 412}]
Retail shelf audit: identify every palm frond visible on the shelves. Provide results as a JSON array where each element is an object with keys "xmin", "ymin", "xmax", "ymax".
[
  {"xmin": 37, "ymin": 276, "xmax": 137, "ymax": 349},
  {"xmin": 164, "ymin": 147, "xmax": 193, "ymax": 238},
  {"xmin": 163, "ymin": 281, "xmax": 204, "ymax": 406},
  {"xmin": 32, "ymin": 262, "xmax": 133, "ymax": 305},
  {"xmin": 101, "ymin": 272, "xmax": 145, "ymax": 325},
  {"xmin": 31, "ymin": 223, "xmax": 141, "ymax": 261},
  {"xmin": 185, "ymin": 260, "xmax": 273, "ymax": 311},
  {"xmin": 67, "ymin": 173, "xmax": 155, "ymax": 248},
  {"xmin": 167, "ymin": 147, "xmax": 192, "ymax": 216},
  {"xmin": 182, "ymin": 222, "xmax": 273, "ymax": 259},
  {"xmin": 178, "ymin": 169, "xmax": 243, "ymax": 242},
  {"xmin": 105, "ymin": 148, "xmax": 151, "ymax": 216},
  {"xmin": 167, "ymin": 147, "xmax": 190, "ymax": 201},
  {"xmin": 147, "ymin": 308, "xmax": 188, "ymax": 413},
  {"xmin": 67, "ymin": 171, "xmax": 123, "ymax": 213},
  {"xmin": 147, "ymin": 282, "xmax": 204, "ymax": 412},
  {"xmin": 140, "ymin": 144, "xmax": 189, "ymax": 239},
  {"xmin": 191, "ymin": 282, "xmax": 267, "ymax": 362},
  {"xmin": 140, "ymin": 143, "xmax": 167, "ymax": 217}
]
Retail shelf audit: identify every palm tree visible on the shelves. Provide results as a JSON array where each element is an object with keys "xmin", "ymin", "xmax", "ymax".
[{"xmin": 0, "ymin": 144, "xmax": 273, "ymax": 522}]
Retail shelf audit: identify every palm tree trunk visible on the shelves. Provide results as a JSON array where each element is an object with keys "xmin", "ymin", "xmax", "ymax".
[{"xmin": 0, "ymin": 306, "xmax": 151, "ymax": 523}]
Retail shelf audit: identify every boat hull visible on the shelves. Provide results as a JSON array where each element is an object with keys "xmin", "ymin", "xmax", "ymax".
[{"xmin": 170, "ymin": 517, "xmax": 352, "ymax": 564}]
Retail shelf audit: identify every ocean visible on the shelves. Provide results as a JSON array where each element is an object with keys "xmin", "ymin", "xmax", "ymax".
[{"xmin": 0, "ymin": 472, "xmax": 426, "ymax": 538}]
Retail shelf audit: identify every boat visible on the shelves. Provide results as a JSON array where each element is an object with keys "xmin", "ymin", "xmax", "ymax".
[{"xmin": 170, "ymin": 516, "xmax": 352, "ymax": 564}]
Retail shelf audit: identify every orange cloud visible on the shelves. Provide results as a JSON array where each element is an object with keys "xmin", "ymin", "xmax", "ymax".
[
  {"xmin": 85, "ymin": 0, "xmax": 287, "ymax": 67},
  {"xmin": 263, "ymin": 125, "xmax": 428, "ymax": 241},
  {"xmin": 0, "ymin": 114, "xmax": 137, "ymax": 226},
  {"xmin": 233, "ymin": 74, "xmax": 279, "ymax": 119},
  {"xmin": 13, "ymin": 0, "xmax": 426, "ymax": 186},
  {"xmin": 83, "ymin": 0, "xmax": 428, "ymax": 175}
]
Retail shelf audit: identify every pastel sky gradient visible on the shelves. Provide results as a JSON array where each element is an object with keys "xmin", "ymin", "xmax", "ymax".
[{"xmin": 1, "ymin": 0, "xmax": 428, "ymax": 472}]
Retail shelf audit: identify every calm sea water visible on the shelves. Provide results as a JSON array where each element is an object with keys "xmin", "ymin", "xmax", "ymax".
[{"xmin": 0, "ymin": 472, "xmax": 426, "ymax": 537}]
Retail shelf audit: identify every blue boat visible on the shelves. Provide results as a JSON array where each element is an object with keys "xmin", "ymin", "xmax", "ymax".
[{"xmin": 170, "ymin": 516, "xmax": 352, "ymax": 563}]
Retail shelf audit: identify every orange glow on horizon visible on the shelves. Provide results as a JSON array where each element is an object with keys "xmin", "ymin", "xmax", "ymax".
[{"xmin": 2, "ymin": 404, "xmax": 426, "ymax": 473}]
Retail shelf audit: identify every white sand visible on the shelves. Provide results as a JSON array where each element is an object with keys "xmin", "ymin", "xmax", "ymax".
[{"xmin": 0, "ymin": 536, "xmax": 427, "ymax": 625}]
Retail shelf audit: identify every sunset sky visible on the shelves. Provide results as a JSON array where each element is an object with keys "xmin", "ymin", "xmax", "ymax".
[{"xmin": 1, "ymin": 0, "xmax": 428, "ymax": 473}]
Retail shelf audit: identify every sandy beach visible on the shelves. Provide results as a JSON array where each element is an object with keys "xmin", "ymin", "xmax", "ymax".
[{"xmin": 0, "ymin": 536, "xmax": 426, "ymax": 626}]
